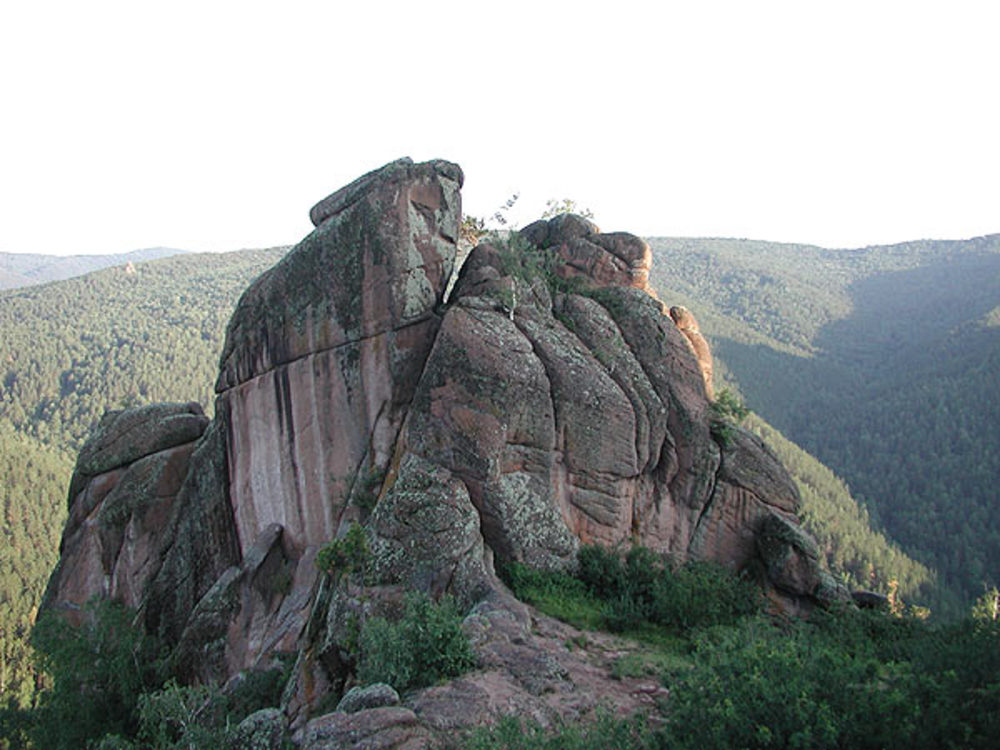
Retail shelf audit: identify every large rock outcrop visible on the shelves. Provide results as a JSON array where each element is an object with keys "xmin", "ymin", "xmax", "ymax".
[
  {"xmin": 43, "ymin": 402, "xmax": 212, "ymax": 625},
  {"xmin": 42, "ymin": 158, "xmax": 840, "ymax": 744}
]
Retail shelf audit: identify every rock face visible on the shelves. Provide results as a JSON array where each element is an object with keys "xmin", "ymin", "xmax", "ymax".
[
  {"xmin": 42, "ymin": 158, "xmax": 839, "ymax": 744},
  {"xmin": 669, "ymin": 305, "xmax": 714, "ymax": 399},
  {"xmin": 216, "ymin": 156, "xmax": 462, "ymax": 558},
  {"xmin": 43, "ymin": 402, "xmax": 211, "ymax": 625}
]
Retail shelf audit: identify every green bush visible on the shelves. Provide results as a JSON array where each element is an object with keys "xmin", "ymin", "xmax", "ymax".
[
  {"xmin": 357, "ymin": 593, "xmax": 476, "ymax": 692},
  {"xmin": 91, "ymin": 676, "xmax": 274, "ymax": 750},
  {"xmin": 809, "ymin": 602, "xmax": 928, "ymax": 663},
  {"xmin": 461, "ymin": 608, "xmax": 1000, "ymax": 750},
  {"xmin": 223, "ymin": 661, "xmax": 291, "ymax": 723},
  {"xmin": 710, "ymin": 388, "xmax": 749, "ymax": 422},
  {"xmin": 662, "ymin": 616, "xmax": 917, "ymax": 750},
  {"xmin": 905, "ymin": 618, "xmax": 1000, "ymax": 749},
  {"xmin": 576, "ymin": 544, "xmax": 629, "ymax": 599},
  {"xmin": 316, "ymin": 522, "xmax": 370, "ymax": 580},
  {"xmin": 133, "ymin": 680, "xmax": 229, "ymax": 750},
  {"xmin": 489, "ymin": 231, "xmax": 591, "ymax": 300},
  {"xmin": 30, "ymin": 599, "xmax": 165, "ymax": 749},
  {"xmin": 709, "ymin": 389, "xmax": 750, "ymax": 448},
  {"xmin": 88, "ymin": 664, "xmax": 293, "ymax": 749},
  {"xmin": 653, "ymin": 560, "xmax": 764, "ymax": 632},
  {"xmin": 576, "ymin": 545, "xmax": 762, "ymax": 634},
  {"xmin": 27, "ymin": 599, "xmax": 292, "ymax": 749}
]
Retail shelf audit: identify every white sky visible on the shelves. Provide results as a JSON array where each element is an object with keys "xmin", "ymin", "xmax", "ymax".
[{"xmin": 1, "ymin": 0, "xmax": 997, "ymax": 255}]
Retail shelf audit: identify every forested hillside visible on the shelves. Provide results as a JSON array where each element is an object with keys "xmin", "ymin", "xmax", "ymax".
[
  {"xmin": 745, "ymin": 415, "xmax": 936, "ymax": 611},
  {"xmin": 0, "ymin": 248, "xmax": 288, "ymax": 451},
  {"xmin": 648, "ymin": 234, "xmax": 1000, "ymax": 613}
]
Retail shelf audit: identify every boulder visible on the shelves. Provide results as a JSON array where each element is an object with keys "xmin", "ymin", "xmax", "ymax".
[
  {"xmin": 419, "ymin": 224, "xmax": 718, "ymax": 563},
  {"xmin": 302, "ymin": 707, "xmax": 430, "ymax": 750},
  {"xmin": 42, "ymin": 402, "xmax": 210, "ymax": 624},
  {"xmin": 337, "ymin": 683, "xmax": 401, "ymax": 713},
  {"xmin": 756, "ymin": 512, "xmax": 823, "ymax": 597},
  {"xmin": 72, "ymin": 402, "xmax": 208, "ymax": 478},
  {"xmin": 228, "ymin": 707, "xmax": 288, "ymax": 750},
  {"xmin": 852, "ymin": 590, "xmax": 891, "ymax": 610},
  {"xmin": 367, "ymin": 454, "xmax": 495, "ymax": 604}
]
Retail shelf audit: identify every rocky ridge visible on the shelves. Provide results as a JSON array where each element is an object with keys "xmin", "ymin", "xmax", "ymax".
[{"xmin": 42, "ymin": 158, "xmax": 842, "ymax": 747}]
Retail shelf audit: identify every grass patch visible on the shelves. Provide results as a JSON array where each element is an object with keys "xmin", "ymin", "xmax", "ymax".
[
  {"xmin": 461, "ymin": 712, "xmax": 654, "ymax": 750},
  {"xmin": 501, "ymin": 545, "xmax": 762, "ymax": 644},
  {"xmin": 498, "ymin": 561, "xmax": 605, "ymax": 631}
]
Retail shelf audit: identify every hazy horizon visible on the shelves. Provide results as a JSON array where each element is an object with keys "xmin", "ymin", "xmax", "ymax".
[{"xmin": 3, "ymin": 2, "xmax": 997, "ymax": 256}]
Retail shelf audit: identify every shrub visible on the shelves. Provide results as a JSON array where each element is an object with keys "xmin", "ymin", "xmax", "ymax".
[
  {"xmin": 30, "ymin": 599, "xmax": 165, "ymax": 749},
  {"xmin": 92, "ymin": 675, "xmax": 290, "ymax": 750},
  {"xmin": 578, "ymin": 287, "xmax": 630, "ymax": 319},
  {"xmin": 29, "ymin": 599, "xmax": 292, "ymax": 749},
  {"xmin": 223, "ymin": 661, "xmax": 292, "ymax": 723},
  {"xmin": 709, "ymin": 419, "xmax": 738, "ymax": 448},
  {"xmin": 576, "ymin": 544, "xmax": 629, "ymax": 599},
  {"xmin": 662, "ymin": 617, "xmax": 917, "ymax": 750},
  {"xmin": 575, "ymin": 545, "xmax": 762, "ymax": 634},
  {"xmin": 611, "ymin": 653, "xmax": 645, "ymax": 680},
  {"xmin": 489, "ymin": 230, "xmax": 591, "ymax": 301},
  {"xmin": 709, "ymin": 388, "xmax": 750, "ymax": 448},
  {"xmin": 134, "ymin": 680, "xmax": 229, "ymax": 750},
  {"xmin": 316, "ymin": 522, "xmax": 370, "ymax": 580},
  {"xmin": 354, "ymin": 469, "xmax": 385, "ymax": 511},
  {"xmin": 905, "ymin": 617, "xmax": 1000, "ymax": 749},
  {"xmin": 357, "ymin": 593, "xmax": 475, "ymax": 692},
  {"xmin": 652, "ymin": 560, "xmax": 763, "ymax": 632},
  {"xmin": 710, "ymin": 388, "xmax": 749, "ymax": 422}
]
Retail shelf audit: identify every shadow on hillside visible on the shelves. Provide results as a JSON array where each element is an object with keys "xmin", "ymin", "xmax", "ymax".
[{"xmin": 713, "ymin": 251, "xmax": 1000, "ymax": 611}]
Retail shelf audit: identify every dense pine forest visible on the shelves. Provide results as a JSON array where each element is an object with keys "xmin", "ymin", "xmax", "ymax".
[
  {"xmin": 0, "ymin": 248, "xmax": 288, "ymax": 451},
  {"xmin": 0, "ymin": 240, "xmax": 956, "ymax": 731},
  {"xmin": 0, "ymin": 428, "xmax": 70, "ymax": 714},
  {"xmin": 648, "ymin": 234, "xmax": 1000, "ymax": 614}
]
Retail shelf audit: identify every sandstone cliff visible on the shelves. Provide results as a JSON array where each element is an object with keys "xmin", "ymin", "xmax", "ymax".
[{"xmin": 42, "ymin": 158, "xmax": 842, "ymax": 746}]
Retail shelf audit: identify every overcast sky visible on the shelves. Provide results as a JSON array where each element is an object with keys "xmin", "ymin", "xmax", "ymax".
[{"xmin": 2, "ymin": 1, "xmax": 997, "ymax": 256}]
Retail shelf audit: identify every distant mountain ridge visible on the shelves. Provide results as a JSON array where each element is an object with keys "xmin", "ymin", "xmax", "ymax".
[{"xmin": 0, "ymin": 247, "xmax": 188, "ymax": 290}]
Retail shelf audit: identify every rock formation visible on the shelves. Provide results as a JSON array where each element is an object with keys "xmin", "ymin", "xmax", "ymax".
[
  {"xmin": 669, "ymin": 305, "xmax": 714, "ymax": 399},
  {"xmin": 42, "ymin": 158, "xmax": 842, "ymax": 746}
]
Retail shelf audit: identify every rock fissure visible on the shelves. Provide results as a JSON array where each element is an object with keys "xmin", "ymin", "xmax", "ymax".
[
  {"xmin": 216, "ymin": 313, "xmax": 440, "ymax": 397},
  {"xmin": 691, "ymin": 470, "xmax": 721, "ymax": 542}
]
